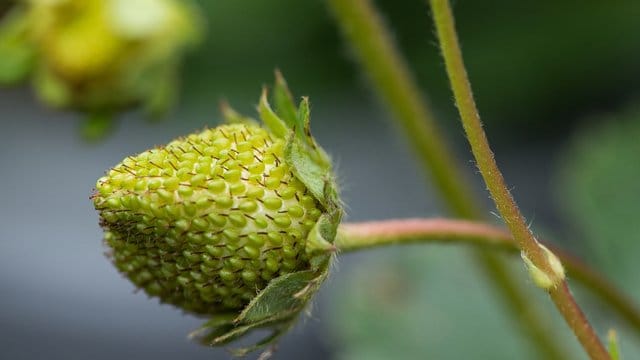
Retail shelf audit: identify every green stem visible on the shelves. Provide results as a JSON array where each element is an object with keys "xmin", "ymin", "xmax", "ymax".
[
  {"xmin": 429, "ymin": 0, "xmax": 552, "ymax": 286},
  {"xmin": 337, "ymin": 219, "xmax": 640, "ymax": 340},
  {"xmin": 326, "ymin": 0, "xmax": 567, "ymax": 358},
  {"xmin": 428, "ymin": 0, "xmax": 609, "ymax": 359}
]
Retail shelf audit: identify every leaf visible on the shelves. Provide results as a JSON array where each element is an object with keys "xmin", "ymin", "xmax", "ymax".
[
  {"xmin": 554, "ymin": 104, "xmax": 640, "ymax": 360},
  {"xmin": 327, "ymin": 247, "xmax": 574, "ymax": 359},
  {"xmin": 555, "ymin": 105, "xmax": 640, "ymax": 298}
]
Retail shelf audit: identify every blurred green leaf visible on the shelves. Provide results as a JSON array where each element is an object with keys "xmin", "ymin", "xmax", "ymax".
[
  {"xmin": 327, "ymin": 247, "xmax": 582, "ymax": 359},
  {"xmin": 556, "ymin": 105, "xmax": 640, "ymax": 298},
  {"xmin": 555, "ymin": 104, "xmax": 640, "ymax": 359}
]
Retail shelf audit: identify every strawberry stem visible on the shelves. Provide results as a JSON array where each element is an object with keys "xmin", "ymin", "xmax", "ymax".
[
  {"xmin": 337, "ymin": 218, "xmax": 640, "ymax": 345},
  {"xmin": 327, "ymin": 0, "xmax": 567, "ymax": 358},
  {"xmin": 428, "ymin": 0, "xmax": 609, "ymax": 358}
]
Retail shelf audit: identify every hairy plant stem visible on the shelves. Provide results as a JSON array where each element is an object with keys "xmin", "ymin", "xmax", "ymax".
[
  {"xmin": 327, "ymin": 0, "xmax": 566, "ymax": 358},
  {"xmin": 337, "ymin": 218, "xmax": 640, "ymax": 337},
  {"xmin": 429, "ymin": 0, "xmax": 610, "ymax": 359}
]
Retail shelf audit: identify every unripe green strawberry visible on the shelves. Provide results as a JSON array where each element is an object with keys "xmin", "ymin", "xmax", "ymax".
[
  {"xmin": 93, "ymin": 75, "xmax": 342, "ymax": 354},
  {"xmin": 93, "ymin": 123, "xmax": 323, "ymax": 314}
]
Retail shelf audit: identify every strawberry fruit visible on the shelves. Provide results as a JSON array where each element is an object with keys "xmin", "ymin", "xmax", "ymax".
[{"xmin": 92, "ymin": 73, "xmax": 342, "ymax": 355}]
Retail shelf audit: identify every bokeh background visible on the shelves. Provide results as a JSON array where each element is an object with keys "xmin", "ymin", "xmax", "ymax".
[{"xmin": 1, "ymin": 0, "xmax": 640, "ymax": 359}]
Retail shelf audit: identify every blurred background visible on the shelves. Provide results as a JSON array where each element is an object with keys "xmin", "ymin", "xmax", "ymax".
[{"xmin": 1, "ymin": 0, "xmax": 640, "ymax": 359}]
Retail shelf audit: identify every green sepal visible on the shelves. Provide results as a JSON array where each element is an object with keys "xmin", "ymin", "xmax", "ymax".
[
  {"xmin": 297, "ymin": 97, "xmax": 332, "ymax": 166},
  {"xmin": 228, "ymin": 325, "xmax": 291, "ymax": 357},
  {"xmin": 307, "ymin": 179, "xmax": 343, "ymax": 268},
  {"xmin": 193, "ymin": 313, "xmax": 237, "ymax": 332},
  {"xmin": 272, "ymin": 74, "xmax": 329, "ymax": 166},
  {"xmin": 204, "ymin": 317, "xmax": 282, "ymax": 346},
  {"xmin": 188, "ymin": 313, "xmax": 237, "ymax": 343},
  {"xmin": 273, "ymin": 70, "xmax": 298, "ymax": 127},
  {"xmin": 191, "ymin": 266, "xmax": 331, "ymax": 354},
  {"xmin": 283, "ymin": 110, "xmax": 343, "ymax": 249},
  {"xmin": 258, "ymin": 88, "xmax": 288, "ymax": 138},
  {"xmin": 236, "ymin": 269, "xmax": 322, "ymax": 324},
  {"xmin": 295, "ymin": 97, "xmax": 317, "ymax": 155},
  {"xmin": 306, "ymin": 213, "xmax": 338, "ymax": 261},
  {"xmin": 257, "ymin": 71, "xmax": 343, "ymax": 237},
  {"xmin": 220, "ymin": 100, "xmax": 258, "ymax": 125},
  {"xmin": 285, "ymin": 133, "xmax": 328, "ymax": 204}
]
